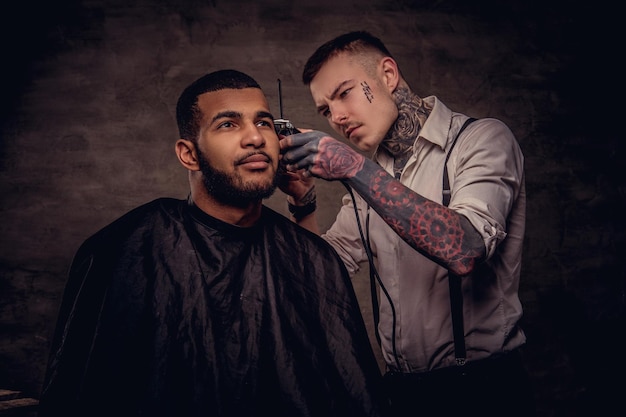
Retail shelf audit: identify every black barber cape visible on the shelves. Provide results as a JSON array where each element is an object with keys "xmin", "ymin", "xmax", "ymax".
[{"xmin": 39, "ymin": 198, "xmax": 389, "ymax": 417}]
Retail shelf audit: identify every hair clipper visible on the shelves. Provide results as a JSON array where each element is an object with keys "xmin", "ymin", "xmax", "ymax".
[{"xmin": 274, "ymin": 79, "xmax": 300, "ymax": 136}]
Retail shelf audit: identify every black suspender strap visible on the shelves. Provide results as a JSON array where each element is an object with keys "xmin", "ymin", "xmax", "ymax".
[
  {"xmin": 443, "ymin": 117, "xmax": 477, "ymax": 207},
  {"xmin": 443, "ymin": 117, "xmax": 477, "ymax": 365},
  {"xmin": 366, "ymin": 209, "xmax": 382, "ymax": 347}
]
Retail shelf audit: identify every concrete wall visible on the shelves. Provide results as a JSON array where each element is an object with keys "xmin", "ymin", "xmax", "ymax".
[{"xmin": 1, "ymin": 1, "xmax": 623, "ymax": 416}]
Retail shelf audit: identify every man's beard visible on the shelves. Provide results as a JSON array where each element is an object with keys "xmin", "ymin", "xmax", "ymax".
[{"xmin": 197, "ymin": 148, "xmax": 278, "ymax": 208}]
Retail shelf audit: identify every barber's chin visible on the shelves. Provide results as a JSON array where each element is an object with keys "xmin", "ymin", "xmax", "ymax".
[{"xmin": 353, "ymin": 137, "xmax": 377, "ymax": 153}]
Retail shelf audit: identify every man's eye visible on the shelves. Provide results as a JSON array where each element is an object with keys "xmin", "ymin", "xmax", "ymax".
[
  {"xmin": 321, "ymin": 108, "xmax": 330, "ymax": 118},
  {"xmin": 218, "ymin": 121, "xmax": 234, "ymax": 129},
  {"xmin": 340, "ymin": 88, "xmax": 351, "ymax": 98},
  {"xmin": 257, "ymin": 120, "xmax": 272, "ymax": 127}
]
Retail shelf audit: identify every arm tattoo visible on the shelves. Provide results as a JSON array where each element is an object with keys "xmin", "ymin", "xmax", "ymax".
[{"xmin": 349, "ymin": 166, "xmax": 484, "ymax": 276}]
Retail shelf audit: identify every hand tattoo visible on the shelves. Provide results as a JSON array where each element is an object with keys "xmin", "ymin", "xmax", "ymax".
[{"xmin": 316, "ymin": 138, "xmax": 365, "ymax": 179}]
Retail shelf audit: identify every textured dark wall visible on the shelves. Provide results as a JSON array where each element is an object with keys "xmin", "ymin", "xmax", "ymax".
[{"xmin": 1, "ymin": 1, "xmax": 624, "ymax": 416}]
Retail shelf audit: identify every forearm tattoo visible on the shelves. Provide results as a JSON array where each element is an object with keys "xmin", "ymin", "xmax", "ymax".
[{"xmin": 350, "ymin": 166, "xmax": 482, "ymax": 276}]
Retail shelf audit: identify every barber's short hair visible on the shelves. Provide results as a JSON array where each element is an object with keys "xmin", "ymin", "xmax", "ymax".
[
  {"xmin": 302, "ymin": 31, "xmax": 393, "ymax": 85},
  {"xmin": 176, "ymin": 69, "xmax": 261, "ymax": 141}
]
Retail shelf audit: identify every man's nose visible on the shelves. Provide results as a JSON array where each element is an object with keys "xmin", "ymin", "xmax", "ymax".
[
  {"xmin": 242, "ymin": 124, "xmax": 266, "ymax": 147},
  {"xmin": 330, "ymin": 106, "xmax": 348, "ymax": 126}
]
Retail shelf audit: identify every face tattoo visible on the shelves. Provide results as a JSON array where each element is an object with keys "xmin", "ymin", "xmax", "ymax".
[{"xmin": 361, "ymin": 81, "xmax": 374, "ymax": 103}]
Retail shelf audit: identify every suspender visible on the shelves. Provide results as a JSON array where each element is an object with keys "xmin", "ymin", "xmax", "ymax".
[
  {"xmin": 367, "ymin": 117, "xmax": 478, "ymax": 368},
  {"xmin": 443, "ymin": 117, "xmax": 477, "ymax": 365},
  {"xmin": 443, "ymin": 117, "xmax": 477, "ymax": 206}
]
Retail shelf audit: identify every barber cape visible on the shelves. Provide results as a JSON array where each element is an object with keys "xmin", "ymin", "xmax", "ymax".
[{"xmin": 39, "ymin": 198, "xmax": 389, "ymax": 417}]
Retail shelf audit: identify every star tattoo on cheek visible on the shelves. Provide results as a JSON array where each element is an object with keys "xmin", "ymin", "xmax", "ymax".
[{"xmin": 361, "ymin": 81, "xmax": 374, "ymax": 103}]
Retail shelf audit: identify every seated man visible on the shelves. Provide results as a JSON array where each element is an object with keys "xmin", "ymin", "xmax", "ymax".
[{"xmin": 38, "ymin": 69, "xmax": 389, "ymax": 417}]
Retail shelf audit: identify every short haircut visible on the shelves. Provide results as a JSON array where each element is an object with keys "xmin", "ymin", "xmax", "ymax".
[
  {"xmin": 302, "ymin": 31, "xmax": 393, "ymax": 85},
  {"xmin": 176, "ymin": 69, "xmax": 261, "ymax": 141}
]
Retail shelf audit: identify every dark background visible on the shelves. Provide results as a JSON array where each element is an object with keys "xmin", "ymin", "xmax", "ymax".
[{"xmin": 1, "ymin": 1, "xmax": 624, "ymax": 416}]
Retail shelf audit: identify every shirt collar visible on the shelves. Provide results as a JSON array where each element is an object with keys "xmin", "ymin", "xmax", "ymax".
[{"xmin": 416, "ymin": 96, "xmax": 453, "ymax": 151}]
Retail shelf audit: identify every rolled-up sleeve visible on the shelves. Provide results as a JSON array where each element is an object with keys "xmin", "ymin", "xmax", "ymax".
[{"xmin": 448, "ymin": 118, "xmax": 524, "ymax": 259}]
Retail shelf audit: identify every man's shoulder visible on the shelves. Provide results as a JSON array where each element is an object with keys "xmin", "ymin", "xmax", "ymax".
[
  {"xmin": 460, "ymin": 117, "xmax": 520, "ymax": 152},
  {"xmin": 80, "ymin": 198, "xmax": 186, "ymax": 249},
  {"xmin": 102, "ymin": 197, "xmax": 184, "ymax": 227}
]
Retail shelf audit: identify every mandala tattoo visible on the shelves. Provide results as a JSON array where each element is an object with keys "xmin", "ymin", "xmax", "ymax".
[
  {"xmin": 369, "ymin": 170, "xmax": 469, "ymax": 268},
  {"xmin": 408, "ymin": 202, "xmax": 464, "ymax": 261}
]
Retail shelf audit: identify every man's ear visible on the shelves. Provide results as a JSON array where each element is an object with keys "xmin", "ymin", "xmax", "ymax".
[
  {"xmin": 380, "ymin": 57, "xmax": 400, "ymax": 92},
  {"xmin": 175, "ymin": 139, "xmax": 200, "ymax": 171}
]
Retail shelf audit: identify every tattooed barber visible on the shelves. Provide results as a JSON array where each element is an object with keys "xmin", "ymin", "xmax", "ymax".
[{"xmin": 279, "ymin": 31, "xmax": 535, "ymax": 417}]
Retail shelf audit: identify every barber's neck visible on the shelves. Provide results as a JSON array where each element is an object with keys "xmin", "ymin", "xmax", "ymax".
[{"xmin": 380, "ymin": 86, "xmax": 431, "ymax": 158}]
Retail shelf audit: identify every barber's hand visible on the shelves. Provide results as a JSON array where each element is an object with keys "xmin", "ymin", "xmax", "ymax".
[
  {"xmin": 279, "ymin": 130, "xmax": 365, "ymax": 181},
  {"xmin": 276, "ymin": 160, "xmax": 315, "ymax": 202},
  {"xmin": 276, "ymin": 130, "xmax": 315, "ymax": 202}
]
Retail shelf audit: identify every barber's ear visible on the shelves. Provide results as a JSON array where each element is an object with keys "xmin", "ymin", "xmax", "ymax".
[
  {"xmin": 175, "ymin": 139, "xmax": 200, "ymax": 171},
  {"xmin": 380, "ymin": 57, "xmax": 400, "ymax": 92}
]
